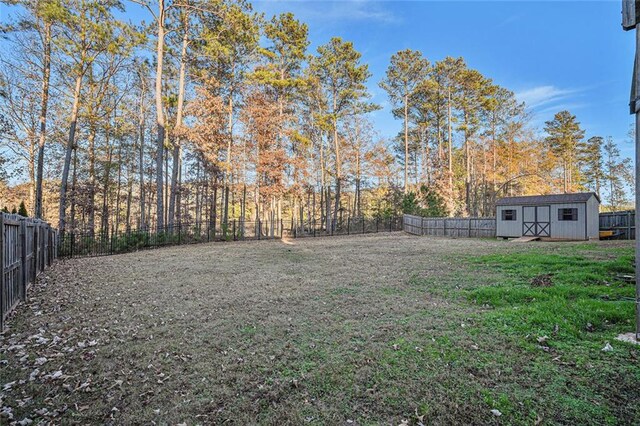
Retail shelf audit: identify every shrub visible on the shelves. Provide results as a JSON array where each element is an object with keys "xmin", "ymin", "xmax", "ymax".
[{"xmin": 18, "ymin": 201, "xmax": 28, "ymax": 217}]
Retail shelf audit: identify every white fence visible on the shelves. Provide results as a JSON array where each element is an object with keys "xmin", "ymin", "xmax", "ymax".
[{"xmin": 403, "ymin": 214, "xmax": 496, "ymax": 238}]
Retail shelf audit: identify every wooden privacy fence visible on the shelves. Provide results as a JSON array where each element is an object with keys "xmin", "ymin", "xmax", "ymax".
[
  {"xmin": 289, "ymin": 216, "xmax": 403, "ymax": 238},
  {"xmin": 599, "ymin": 210, "xmax": 635, "ymax": 239},
  {"xmin": 1, "ymin": 213, "xmax": 57, "ymax": 331},
  {"xmin": 403, "ymin": 214, "xmax": 496, "ymax": 238}
]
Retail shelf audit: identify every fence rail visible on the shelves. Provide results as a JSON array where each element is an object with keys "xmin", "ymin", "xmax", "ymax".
[
  {"xmin": 1, "ymin": 213, "xmax": 57, "ymax": 331},
  {"xmin": 403, "ymin": 214, "xmax": 497, "ymax": 238}
]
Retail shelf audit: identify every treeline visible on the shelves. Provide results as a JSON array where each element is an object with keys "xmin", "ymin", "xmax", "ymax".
[{"xmin": 0, "ymin": 0, "xmax": 633, "ymax": 235}]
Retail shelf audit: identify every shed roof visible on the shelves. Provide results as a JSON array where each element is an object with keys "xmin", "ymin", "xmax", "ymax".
[{"xmin": 496, "ymin": 192, "xmax": 600, "ymax": 206}]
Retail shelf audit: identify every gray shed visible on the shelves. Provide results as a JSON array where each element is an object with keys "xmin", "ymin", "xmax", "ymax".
[{"xmin": 496, "ymin": 192, "xmax": 600, "ymax": 240}]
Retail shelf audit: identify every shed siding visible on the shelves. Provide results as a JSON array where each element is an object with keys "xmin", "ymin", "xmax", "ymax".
[
  {"xmin": 586, "ymin": 196, "xmax": 600, "ymax": 239},
  {"xmin": 496, "ymin": 205, "xmax": 522, "ymax": 237},
  {"xmin": 549, "ymin": 203, "xmax": 587, "ymax": 240}
]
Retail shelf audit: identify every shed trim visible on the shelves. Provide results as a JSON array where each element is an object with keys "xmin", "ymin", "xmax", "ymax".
[{"xmin": 496, "ymin": 192, "xmax": 600, "ymax": 206}]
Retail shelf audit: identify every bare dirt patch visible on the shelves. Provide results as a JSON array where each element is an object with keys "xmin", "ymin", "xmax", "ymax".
[{"xmin": 530, "ymin": 274, "xmax": 554, "ymax": 287}]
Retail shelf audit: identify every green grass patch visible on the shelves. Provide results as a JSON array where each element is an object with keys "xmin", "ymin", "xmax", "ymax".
[{"xmin": 468, "ymin": 250, "xmax": 635, "ymax": 341}]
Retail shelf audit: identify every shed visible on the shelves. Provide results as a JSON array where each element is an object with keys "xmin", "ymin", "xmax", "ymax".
[{"xmin": 496, "ymin": 192, "xmax": 600, "ymax": 240}]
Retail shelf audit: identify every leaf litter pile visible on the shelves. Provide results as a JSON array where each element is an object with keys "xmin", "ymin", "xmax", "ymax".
[{"xmin": 1, "ymin": 234, "xmax": 638, "ymax": 424}]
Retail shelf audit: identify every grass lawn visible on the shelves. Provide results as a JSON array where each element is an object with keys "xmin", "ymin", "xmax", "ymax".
[{"xmin": 1, "ymin": 233, "xmax": 638, "ymax": 425}]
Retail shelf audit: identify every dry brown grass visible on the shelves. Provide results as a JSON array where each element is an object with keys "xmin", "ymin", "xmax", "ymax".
[{"xmin": 1, "ymin": 234, "xmax": 637, "ymax": 425}]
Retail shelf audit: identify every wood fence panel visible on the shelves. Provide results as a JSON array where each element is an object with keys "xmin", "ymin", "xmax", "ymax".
[
  {"xmin": 1, "ymin": 213, "xmax": 57, "ymax": 331},
  {"xmin": 403, "ymin": 215, "xmax": 424, "ymax": 236},
  {"xmin": 403, "ymin": 214, "xmax": 496, "ymax": 238},
  {"xmin": 599, "ymin": 211, "xmax": 635, "ymax": 239}
]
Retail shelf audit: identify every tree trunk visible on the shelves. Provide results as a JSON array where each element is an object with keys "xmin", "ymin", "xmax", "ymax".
[
  {"xmin": 59, "ymin": 73, "xmax": 83, "ymax": 233},
  {"xmin": 332, "ymin": 110, "xmax": 340, "ymax": 229},
  {"xmin": 138, "ymin": 81, "xmax": 146, "ymax": 228},
  {"xmin": 88, "ymin": 124, "xmax": 97, "ymax": 236},
  {"xmin": 115, "ymin": 143, "xmax": 123, "ymax": 232},
  {"xmin": 464, "ymin": 121, "xmax": 471, "ymax": 215},
  {"xmin": 35, "ymin": 21, "xmax": 51, "ymax": 219},
  {"xmin": 224, "ymin": 81, "xmax": 234, "ymax": 225},
  {"xmin": 101, "ymin": 144, "xmax": 113, "ymax": 236},
  {"xmin": 155, "ymin": 1, "xmax": 166, "ymax": 231},
  {"xmin": 447, "ymin": 89, "xmax": 453, "ymax": 199},
  {"xmin": 28, "ymin": 136, "xmax": 36, "ymax": 215},
  {"xmin": 70, "ymin": 146, "xmax": 78, "ymax": 231},
  {"xmin": 169, "ymin": 15, "xmax": 188, "ymax": 228},
  {"xmin": 404, "ymin": 93, "xmax": 408, "ymax": 193}
]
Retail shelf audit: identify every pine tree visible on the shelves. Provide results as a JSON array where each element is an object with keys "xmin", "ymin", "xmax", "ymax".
[
  {"xmin": 253, "ymin": 12, "xmax": 309, "ymax": 228},
  {"xmin": 543, "ymin": 111, "xmax": 585, "ymax": 193},
  {"xmin": 310, "ymin": 37, "xmax": 377, "ymax": 230},
  {"xmin": 380, "ymin": 49, "xmax": 430, "ymax": 194},
  {"xmin": 18, "ymin": 200, "xmax": 28, "ymax": 217},
  {"xmin": 580, "ymin": 136, "xmax": 604, "ymax": 198},
  {"xmin": 56, "ymin": 0, "xmax": 138, "ymax": 233},
  {"xmin": 603, "ymin": 136, "xmax": 632, "ymax": 210}
]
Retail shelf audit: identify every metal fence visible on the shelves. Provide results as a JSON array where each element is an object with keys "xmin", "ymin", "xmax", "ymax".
[
  {"xmin": 1, "ymin": 213, "xmax": 57, "ymax": 331},
  {"xmin": 404, "ymin": 214, "xmax": 497, "ymax": 238},
  {"xmin": 599, "ymin": 210, "xmax": 635, "ymax": 239},
  {"xmin": 59, "ymin": 219, "xmax": 285, "ymax": 258},
  {"xmin": 59, "ymin": 216, "xmax": 404, "ymax": 258}
]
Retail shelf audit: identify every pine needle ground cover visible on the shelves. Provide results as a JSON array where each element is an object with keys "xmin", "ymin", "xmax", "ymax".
[{"xmin": 1, "ymin": 234, "xmax": 638, "ymax": 424}]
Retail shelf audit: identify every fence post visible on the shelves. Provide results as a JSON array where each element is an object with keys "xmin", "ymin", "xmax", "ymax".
[
  {"xmin": 347, "ymin": 217, "xmax": 350, "ymax": 235},
  {"xmin": 233, "ymin": 219, "xmax": 237, "ymax": 241},
  {"xmin": 19, "ymin": 219, "xmax": 26, "ymax": 301},
  {"xmin": 0, "ymin": 213, "xmax": 4, "ymax": 331},
  {"xmin": 33, "ymin": 223, "xmax": 38, "ymax": 281}
]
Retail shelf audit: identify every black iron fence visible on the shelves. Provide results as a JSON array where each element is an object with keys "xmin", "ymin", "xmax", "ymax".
[
  {"xmin": 58, "ymin": 219, "xmax": 284, "ymax": 258},
  {"xmin": 1, "ymin": 213, "xmax": 57, "ymax": 331},
  {"xmin": 58, "ymin": 216, "xmax": 404, "ymax": 258}
]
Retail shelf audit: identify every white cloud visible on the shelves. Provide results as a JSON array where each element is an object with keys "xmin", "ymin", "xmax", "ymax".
[
  {"xmin": 254, "ymin": 0, "xmax": 400, "ymax": 24},
  {"xmin": 515, "ymin": 85, "xmax": 579, "ymax": 110}
]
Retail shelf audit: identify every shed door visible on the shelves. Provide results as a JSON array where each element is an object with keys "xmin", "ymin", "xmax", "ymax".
[{"xmin": 523, "ymin": 205, "xmax": 550, "ymax": 237}]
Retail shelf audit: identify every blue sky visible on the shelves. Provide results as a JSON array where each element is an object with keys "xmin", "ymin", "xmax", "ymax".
[
  {"xmin": 250, "ymin": 0, "xmax": 636, "ymax": 157},
  {"xmin": 1, "ymin": 0, "xmax": 635, "ymax": 157}
]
